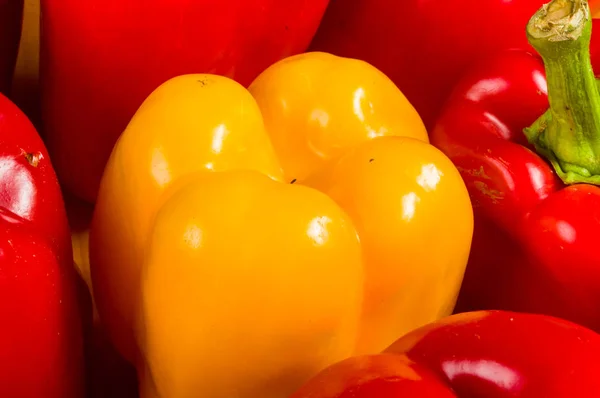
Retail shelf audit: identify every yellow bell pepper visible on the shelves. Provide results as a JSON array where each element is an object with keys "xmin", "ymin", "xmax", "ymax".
[{"xmin": 89, "ymin": 52, "xmax": 473, "ymax": 398}]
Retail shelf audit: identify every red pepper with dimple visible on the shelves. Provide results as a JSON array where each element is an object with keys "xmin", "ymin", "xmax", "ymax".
[
  {"xmin": 431, "ymin": 0, "xmax": 600, "ymax": 331},
  {"xmin": 0, "ymin": 93, "xmax": 85, "ymax": 397},
  {"xmin": 310, "ymin": 0, "xmax": 600, "ymax": 130}
]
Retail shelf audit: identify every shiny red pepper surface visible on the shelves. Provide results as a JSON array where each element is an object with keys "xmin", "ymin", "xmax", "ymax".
[
  {"xmin": 431, "ymin": 1, "xmax": 600, "ymax": 331},
  {"xmin": 0, "ymin": 93, "xmax": 84, "ymax": 397},
  {"xmin": 40, "ymin": 0, "xmax": 329, "ymax": 204},
  {"xmin": 310, "ymin": 0, "xmax": 600, "ymax": 129},
  {"xmin": 291, "ymin": 311, "xmax": 600, "ymax": 397}
]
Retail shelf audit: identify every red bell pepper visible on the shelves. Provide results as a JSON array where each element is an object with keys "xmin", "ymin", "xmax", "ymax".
[
  {"xmin": 291, "ymin": 310, "xmax": 600, "ymax": 398},
  {"xmin": 39, "ymin": 0, "xmax": 329, "ymax": 204},
  {"xmin": 310, "ymin": 0, "xmax": 600, "ymax": 130},
  {"xmin": 0, "ymin": 0, "xmax": 23, "ymax": 94},
  {"xmin": 0, "ymin": 93, "xmax": 85, "ymax": 397},
  {"xmin": 430, "ymin": 0, "xmax": 600, "ymax": 331}
]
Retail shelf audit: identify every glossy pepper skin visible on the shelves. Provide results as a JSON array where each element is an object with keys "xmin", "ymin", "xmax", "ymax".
[
  {"xmin": 309, "ymin": 0, "xmax": 600, "ymax": 129},
  {"xmin": 0, "ymin": 0, "xmax": 23, "ymax": 94},
  {"xmin": 0, "ymin": 93, "xmax": 85, "ymax": 397},
  {"xmin": 431, "ymin": 0, "xmax": 600, "ymax": 332},
  {"xmin": 291, "ymin": 310, "xmax": 600, "ymax": 398},
  {"xmin": 89, "ymin": 52, "xmax": 473, "ymax": 398},
  {"xmin": 39, "ymin": 0, "xmax": 329, "ymax": 204}
]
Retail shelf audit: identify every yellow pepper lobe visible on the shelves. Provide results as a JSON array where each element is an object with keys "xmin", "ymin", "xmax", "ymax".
[
  {"xmin": 249, "ymin": 51, "xmax": 428, "ymax": 183},
  {"xmin": 138, "ymin": 170, "xmax": 364, "ymax": 398},
  {"xmin": 304, "ymin": 136, "xmax": 474, "ymax": 354},
  {"xmin": 90, "ymin": 74, "xmax": 283, "ymax": 362}
]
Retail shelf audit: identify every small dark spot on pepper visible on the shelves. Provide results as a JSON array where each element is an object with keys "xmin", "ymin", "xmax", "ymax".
[
  {"xmin": 22, "ymin": 150, "xmax": 43, "ymax": 167},
  {"xmin": 290, "ymin": 178, "xmax": 297, "ymax": 184},
  {"xmin": 369, "ymin": 158, "xmax": 375, "ymax": 163}
]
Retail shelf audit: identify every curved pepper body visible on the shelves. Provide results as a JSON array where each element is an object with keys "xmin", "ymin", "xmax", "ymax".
[
  {"xmin": 90, "ymin": 74, "xmax": 285, "ymax": 364},
  {"xmin": 89, "ymin": 53, "xmax": 473, "ymax": 398},
  {"xmin": 248, "ymin": 52, "xmax": 428, "ymax": 182},
  {"xmin": 0, "ymin": 93, "xmax": 84, "ymax": 397},
  {"xmin": 39, "ymin": 0, "xmax": 329, "ymax": 204},
  {"xmin": 291, "ymin": 311, "xmax": 600, "ymax": 397},
  {"xmin": 430, "ymin": 21, "xmax": 600, "ymax": 331},
  {"xmin": 139, "ymin": 169, "xmax": 364, "ymax": 398}
]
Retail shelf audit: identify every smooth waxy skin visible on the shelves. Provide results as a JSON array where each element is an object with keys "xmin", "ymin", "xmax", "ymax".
[
  {"xmin": 0, "ymin": 212, "xmax": 84, "ymax": 398},
  {"xmin": 292, "ymin": 311, "xmax": 600, "ymax": 398},
  {"xmin": 90, "ymin": 73, "xmax": 363, "ymax": 398},
  {"xmin": 386, "ymin": 311, "xmax": 600, "ymax": 397},
  {"xmin": 249, "ymin": 51, "xmax": 428, "ymax": 182},
  {"xmin": 139, "ymin": 170, "xmax": 363, "ymax": 398},
  {"xmin": 304, "ymin": 137, "xmax": 472, "ymax": 353},
  {"xmin": 90, "ymin": 53, "xmax": 472, "ymax": 398},
  {"xmin": 250, "ymin": 53, "xmax": 470, "ymax": 353},
  {"xmin": 290, "ymin": 353, "xmax": 457, "ymax": 398},
  {"xmin": 90, "ymin": 74, "xmax": 284, "ymax": 362},
  {"xmin": 0, "ymin": 93, "xmax": 84, "ymax": 397}
]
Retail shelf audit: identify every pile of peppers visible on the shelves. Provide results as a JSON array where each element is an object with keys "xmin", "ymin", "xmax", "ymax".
[
  {"xmin": 286, "ymin": 1, "xmax": 600, "ymax": 397},
  {"xmin": 432, "ymin": 0, "xmax": 600, "ymax": 332},
  {"xmin": 3, "ymin": 0, "xmax": 600, "ymax": 397}
]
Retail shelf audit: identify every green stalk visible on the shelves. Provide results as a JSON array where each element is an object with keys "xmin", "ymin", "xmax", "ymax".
[
  {"xmin": 527, "ymin": 79, "xmax": 600, "ymax": 144},
  {"xmin": 524, "ymin": 0, "xmax": 600, "ymax": 184}
]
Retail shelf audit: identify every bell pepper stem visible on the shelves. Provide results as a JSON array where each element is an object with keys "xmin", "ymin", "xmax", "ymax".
[
  {"xmin": 524, "ymin": 0, "xmax": 600, "ymax": 185},
  {"xmin": 527, "ymin": 79, "xmax": 600, "ymax": 143}
]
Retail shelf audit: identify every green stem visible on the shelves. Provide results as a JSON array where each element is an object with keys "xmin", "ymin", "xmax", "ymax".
[
  {"xmin": 524, "ymin": 0, "xmax": 600, "ymax": 184},
  {"xmin": 526, "ymin": 79, "xmax": 600, "ymax": 142}
]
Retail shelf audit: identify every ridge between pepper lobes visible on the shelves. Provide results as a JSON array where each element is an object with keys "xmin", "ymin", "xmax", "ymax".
[
  {"xmin": 431, "ymin": 0, "xmax": 600, "ymax": 331},
  {"xmin": 89, "ymin": 52, "xmax": 473, "ymax": 398}
]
